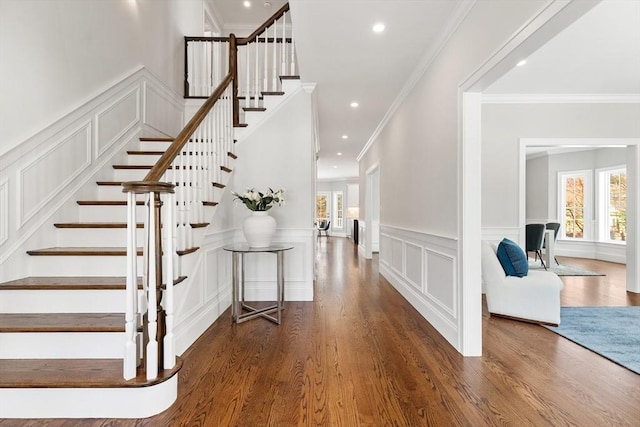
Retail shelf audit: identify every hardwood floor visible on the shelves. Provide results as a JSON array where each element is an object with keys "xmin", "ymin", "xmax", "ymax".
[{"xmin": 2, "ymin": 238, "xmax": 639, "ymax": 426}]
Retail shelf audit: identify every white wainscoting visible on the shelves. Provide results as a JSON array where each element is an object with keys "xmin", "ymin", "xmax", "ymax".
[
  {"xmin": 0, "ymin": 178, "xmax": 8, "ymax": 246},
  {"xmin": 18, "ymin": 121, "xmax": 92, "ymax": 227},
  {"xmin": 379, "ymin": 225, "xmax": 459, "ymax": 350},
  {"xmin": 555, "ymin": 240, "xmax": 626, "ymax": 264},
  {"xmin": 174, "ymin": 229, "xmax": 234, "ymax": 356},
  {"xmin": 0, "ymin": 67, "xmax": 184, "ymax": 280},
  {"xmin": 233, "ymin": 228, "xmax": 315, "ymax": 302}
]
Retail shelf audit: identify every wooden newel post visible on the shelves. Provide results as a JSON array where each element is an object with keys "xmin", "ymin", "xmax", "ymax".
[
  {"xmin": 153, "ymin": 193, "xmax": 166, "ymax": 369},
  {"xmin": 229, "ymin": 33, "xmax": 239, "ymax": 127}
]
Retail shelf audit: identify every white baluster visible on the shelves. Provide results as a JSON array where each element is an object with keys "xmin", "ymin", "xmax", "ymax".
[
  {"xmin": 163, "ymin": 191, "xmax": 176, "ymax": 369},
  {"xmin": 124, "ymin": 191, "xmax": 138, "ymax": 380},
  {"xmin": 272, "ymin": 20, "xmax": 278, "ymax": 91},
  {"xmin": 291, "ymin": 27, "xmax": 296, "ymax": 75},
  {"xmin": 263, "ymin": 30, "xmax": 269, "ymax": 93},
  {"xmin": 254, "ymin": 41, "xmax": 260, "ymax": 108},
  {"xmin": 146, "ymin": 192, "xmax": 158, "ymax": 380},
  {"xmin": 187, "ymin": 42, "xmax": 194, "ymax": 96},
  {"xmin": 245, "ymin": 46, "xmax": 250, "ymax": 110},
  {"xmin": 178, "ymin": 153, "xmax": 187, "ymax": 251},
  {"xmin": 281, "ymin": 12, "xmax": 287, "ymax": 77}
]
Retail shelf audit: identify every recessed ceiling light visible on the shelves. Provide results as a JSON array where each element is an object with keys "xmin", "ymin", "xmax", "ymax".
[
  {"xmin": 342, "ymin": 135, "xmax": 348, "ymax": 139},
  {"xmin": 333, "ymin": 165, "xmax": 338, "ymax": 169},
  {"xmin": 243, "ymin": 1, "xmax": 251, "ymax": 8},
  {"xmin": 337, "ymin": 152, "xmax": 342, "ymax": 156},
  {"xmin": 373, "ymin": 23, "xmax": 385, "ymax": 33},
  {"xmin": 516, "ymin": 59, "xmax": 527, "ymax": 67},
  {"xmin": 350, "ymin": 101, "xmax": 359, "ymax": 108}
]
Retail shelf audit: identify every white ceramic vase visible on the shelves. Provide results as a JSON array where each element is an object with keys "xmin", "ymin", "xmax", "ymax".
[{"xmin": 242, "ymin": 211, "xmax": 276, "ymax": 248}]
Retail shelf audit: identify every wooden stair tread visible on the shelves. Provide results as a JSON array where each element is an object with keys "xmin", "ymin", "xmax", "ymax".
[
  {"xmin": 27, "ymin": 247, "xmax": 141, "ymax": 256},
  {"xmin": 0, "ymin": 358, "xmax": 182, "ymax": 388},
  {"xmin": 139, "ymin": 137, "xmax": 174, "ymax": 142},
  {"xmin": 54, "ymin": 222, "xmax": 143, "ymax": 229},
  {"xmin": 0, "ymin": 313, "xmax": 126, "ymax": 333},
  {"xmin": 228, "ymin": 152, "xmax": 238, "ymax": 160},
  {"xmin": 280, "ymin": 75, "xmax": 300, "ymax": 80},
  {"xmin": 0, "ymin": 276, "xmax": 186, "ymax": 290},
  {"xmin": 243, "ymin": 107, "xmax": 267, "ymax": 112},
  {"xmin": 54, "ymin": 222, "xmax": 208, "ymax": 229},
  {"xmin": 221, "ymin": 166, "xmax": 232, "ymax": 173},
  {"xmin": 77, "ymin": 200, "xmax": 143, "ymax": 206},
  {"xmin": 96, "ymin": 181, "xmax": 124, "ymax": 186},
  {"xmin": 262, "ymin": 91, "xmax": 285, "ymax": 96},
  {"xmin": 0, "ymin": 276, "xmax": 134, "ymax": 290},
  {"xmin": 127, "ymin": 150, "xmax": 165, "ymax": 155},
  {"xmin": 212, "ymin": 182, "xmax": 225, "ymax": 189},
  {"xmin": 27, "ymin": 247, "xmax": 199, "ymax": 256},
  {"xmin": 234, "ymin": 123, "xmax": 249, "ymax": 128}
]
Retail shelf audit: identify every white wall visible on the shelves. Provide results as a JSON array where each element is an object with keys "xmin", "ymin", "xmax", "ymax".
[
  {"xmin": 482, "ymin": 103, "xmax": 640, "ymax": 229},
  {"xmin": 359, "ymin": 0, "xmax": 549, "ymax": 354},
  {"xmin": 482, "ymin": 102, "xmax": 640, "ymax": 266},
  {"xmin": 526, "ymin": 155, "xmax": 549, "ymax": 222},
  {"xmin": 0, "ymin": 0, "xmax": 205, "ymax": 156},
  {"xmin": 233, "ymin": 88, "xmax": 316, "ymax": 301}
]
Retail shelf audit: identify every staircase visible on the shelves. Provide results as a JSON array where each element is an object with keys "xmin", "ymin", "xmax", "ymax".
[
  {"xmin": 0, "ymin": 78, "xmax": 301, "ymax": 418},
  {"xmin": 0, "ymin": 2, "xmax": 300, "ymax": 418}
]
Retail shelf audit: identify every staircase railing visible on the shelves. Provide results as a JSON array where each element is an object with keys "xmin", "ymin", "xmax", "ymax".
[
  {"xmin": 185, "ymin": 3, "xmax": 296, "ymax": 125},
  {"xmin": 122, "ymin": 3, "xmax": 295, "ymax": 381}
]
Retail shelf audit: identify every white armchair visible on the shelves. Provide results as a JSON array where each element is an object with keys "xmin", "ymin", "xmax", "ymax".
[{"xmin": 482, "ymin": 241, "xmax": 564, "ymax": 325}]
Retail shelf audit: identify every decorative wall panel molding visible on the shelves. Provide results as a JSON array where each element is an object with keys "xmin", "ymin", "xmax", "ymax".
[
  {"xmin": 0, "ymin": 179, "xmax": 8, "ymax": 246},
  {"xmin": 143, "ymin": 81, "xmax": 183, "ymax": 138},
  {"xmin": 95, "ymin": 85, "xmax": 140, "ymax": 156},
  {"xmin": 379, "ymin": 224, "xmax": 459, "ymax": 349},
  {"xmin": 18, "ymin": 121, "xmax": 92, "ymax": 227}
]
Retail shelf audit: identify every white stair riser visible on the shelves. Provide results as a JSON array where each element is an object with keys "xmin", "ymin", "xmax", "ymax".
[
  {"xmin": 0, "ymin": 377, "xmax": 177, "ymax": 418},
  {"xmin": 97, "ymin": 186, "xmax": 144, "ymax": 200},
  {"xmin": 281, "ymin": 79, "xmax": 300, "ymax": 93},
  {"xmin": 138, "ymin": 141, "xmax": 172, "ymax": 151},
  {"xmin": 112, "ymin": 169, "xmax": 150, "ymax": 182},
  {"xmin": 0, "ymin": 289, "xmax": 129, "ymax": 313},
  {"xmin": 78, "ymin": 204, "xmax": 143, "ymax": 222},
  {"xmin": 28, "ymin": 255, "xmax": 134, "ymax": 277},
  {"xmin": 57, "ymin": 228, "xmax": 144, "ymax": 247},
  {"xmin": 127, "ymin": 154, "xmax": 163, "ymax": 165},
  {"xmin": 0, "ymin": 332, "xmax": 125, "ymax": 359},
  {"xmin": 263, "ymin": 95, "xmax": 283, "ymax": 110}
]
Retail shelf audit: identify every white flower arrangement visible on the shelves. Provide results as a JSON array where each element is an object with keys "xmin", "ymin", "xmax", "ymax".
[{"xmin": 232, "ymin": 187, "xmax": 285, "ymax": 211}]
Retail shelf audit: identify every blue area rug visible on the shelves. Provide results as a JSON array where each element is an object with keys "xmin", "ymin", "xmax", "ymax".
[{"xmin": 545, "ymin": 306, "xmax": 640, "ymax": 374}]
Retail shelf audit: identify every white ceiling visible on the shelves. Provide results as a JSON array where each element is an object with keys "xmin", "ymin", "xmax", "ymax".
[{"xmin": 212, "ymin": 0, "xmax": 640, "ymax": 180}]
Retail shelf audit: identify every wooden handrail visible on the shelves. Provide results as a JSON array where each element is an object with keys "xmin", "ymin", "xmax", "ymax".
[
  {"xmin": 238, "ymin": 3, "xmax": 289, "ymax": 45},
  {"xmin": 142, "ymin": 72, "xmax": 233, "ymax": 184}
]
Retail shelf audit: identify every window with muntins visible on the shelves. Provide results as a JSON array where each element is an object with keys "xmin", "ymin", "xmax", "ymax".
[
  {"xmin": 559, "ymin": 171, "xmax": 591, "ymax": 240},
  {"xmin": 599, "ymin": 167, "xmax": 627, "ymax": 243}
]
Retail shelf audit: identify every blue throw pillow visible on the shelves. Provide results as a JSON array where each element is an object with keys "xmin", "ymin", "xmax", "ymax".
[{"xmin": 496, "ymin": 238, "xmax": 528, "ymax": 277}]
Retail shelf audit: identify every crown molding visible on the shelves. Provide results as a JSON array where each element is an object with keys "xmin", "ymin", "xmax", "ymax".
[{"xmin": 482, "ymin": 93, "xmax": 640, "ymax": 104}]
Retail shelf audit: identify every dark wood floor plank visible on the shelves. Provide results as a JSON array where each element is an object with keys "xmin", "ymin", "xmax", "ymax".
[{"xmin": 2, "ymin": 238, "xmax": 638, "ymax": 425}]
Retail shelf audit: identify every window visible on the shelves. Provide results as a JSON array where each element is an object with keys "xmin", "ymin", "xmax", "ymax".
[
  {"xmin": 333, "ymin": 192, "xmax": 344, "ymax": 229},
  {"xmin": 316, "ymin": 192, "xmax": 330, "ymax": 223},
  {"xmin": 599, "ymin": 168, "xmax": 627, "ymax": 242},
  {"xmin": 559, "ymin": 171, "xmax": 592, "ymax": 240}
]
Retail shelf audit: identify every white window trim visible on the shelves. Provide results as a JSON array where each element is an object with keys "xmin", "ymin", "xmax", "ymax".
[
  {"xmin": 557, "ymin": 170, "xmax": 592, "ymax": 241},
  {"xmin": 596, "ymin": 165, "xmax": 627, "ymax": 244},
  {"xmin": 333, "ymin": 191, "xmax": 344, "ymax": 230}
]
